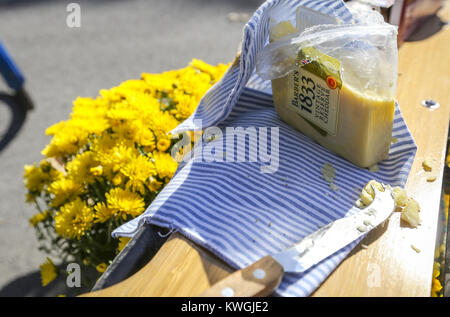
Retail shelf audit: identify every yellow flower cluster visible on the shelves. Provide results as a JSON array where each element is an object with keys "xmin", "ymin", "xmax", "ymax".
[
  {"xmin": 40, "ymin": 257, "xmax": 58, "ymax": 287},
  {"xmin": 431, "ymin": 189, "xmax": 448, "ymax": 297},
  {"xmin": 26, "ymin": 59, "xmax": 229, "ymax": 286}
]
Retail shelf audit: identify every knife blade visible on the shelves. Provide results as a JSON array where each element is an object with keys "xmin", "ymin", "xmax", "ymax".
[
  {"xmin": 199, "ymin": 184, "xmax": 395, "ymax": 297},
  {"xmin": 272, "ymin": 184, "xmax": 395, "ymax": 273}
]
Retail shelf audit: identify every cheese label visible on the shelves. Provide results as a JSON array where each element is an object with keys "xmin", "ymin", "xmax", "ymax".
[{"xmin": 288, "ymin": 47, "xmax": 341, "ymax": 136}]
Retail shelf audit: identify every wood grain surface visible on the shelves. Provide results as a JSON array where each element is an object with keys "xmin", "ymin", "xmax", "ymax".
[
  {"xmin": 82, "ymin": 233, "xmax": 234, "ymax": 296},
  {"xmin": 83, "ymin": 4, "xmax": 450, "ymax": 297},
  {"xmin": 199, "ymin": 256, "xmax": 284, "ymax": 297}
]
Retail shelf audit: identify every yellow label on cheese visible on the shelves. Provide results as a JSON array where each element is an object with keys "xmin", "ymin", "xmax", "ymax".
[{"xmin": 287, "ymin": 47, "xmax": 341, "ymax": 136}]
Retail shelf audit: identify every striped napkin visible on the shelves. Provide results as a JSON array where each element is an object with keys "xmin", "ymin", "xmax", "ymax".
[{"xmin": 113, "ymin": 0, "xmax": 417, "ymax": 296}]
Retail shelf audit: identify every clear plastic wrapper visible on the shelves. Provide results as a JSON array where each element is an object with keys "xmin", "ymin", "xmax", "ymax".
[
  {"xmin": 256, "ymin": 7, "xmax": 399, "ymax": 168},
  {"xmin": 257, "ymin": 23, "xmax": 398, "ymax": 99}
]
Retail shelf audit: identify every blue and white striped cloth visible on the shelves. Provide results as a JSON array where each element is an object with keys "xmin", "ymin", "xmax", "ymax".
[{"xmin": 113, "ymin": 0, "xmax": 417, "ymax": 296}]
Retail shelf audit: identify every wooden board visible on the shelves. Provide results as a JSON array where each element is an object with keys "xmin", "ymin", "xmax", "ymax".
[
  {"xmin": 84, "ymin": 4, "xmax": 450, "ymax": 297},
  {"xmin": 83, "ymin": 233, "xmax": 234, "ymax": 296}
]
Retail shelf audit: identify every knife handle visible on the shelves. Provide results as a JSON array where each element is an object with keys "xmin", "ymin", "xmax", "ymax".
[{"xmin": 198, "ymin": 256, "xmax": 284, "ymax": 297}]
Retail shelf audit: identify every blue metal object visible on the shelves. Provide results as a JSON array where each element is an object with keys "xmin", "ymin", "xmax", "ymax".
[
  {"xmin": 0, "ymin": 41, "xmax": 33, "ymax": 111},
  {"xmin": 0, "ymin": 41, "xmax": 33, "ymax": 151},
  {"xmin": 0, "ymin": 41, "xmax": 25, "ymax": 91}
]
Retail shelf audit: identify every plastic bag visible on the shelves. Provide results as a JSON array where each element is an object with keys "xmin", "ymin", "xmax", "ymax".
[
  {"xmin": 257, "ymin": 11, "xmax": 398, "ymax": 99},
  {"xmin": 256, "ymin": 6, "xmax": 399, "ymax": 168}
]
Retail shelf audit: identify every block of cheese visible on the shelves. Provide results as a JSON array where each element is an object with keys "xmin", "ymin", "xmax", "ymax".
[
  {"xmin": 272, "ymin": 76, "xmax": 395, "ymax": 167},
  {"xmin": 269, "ymin": 22, "xmax": 395, "ymax": 168}
]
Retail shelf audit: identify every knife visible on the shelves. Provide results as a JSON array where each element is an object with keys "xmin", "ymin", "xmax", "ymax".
[{"xmin": 199, "ymin": 184, "xmax": 395, "ymax": 297}]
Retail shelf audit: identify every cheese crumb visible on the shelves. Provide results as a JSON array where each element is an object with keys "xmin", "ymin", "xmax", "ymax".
[
  {"xmin": 422, "ymin": 157, "xmax": 434, "ymax": 172},
  {"xmin": 392, "ymin": 186, "xmax": 408, "ymax": 209},
  {"xmin": 426, "ymin": 176, "xmax": 437, "ymax": 182},
  {"xmin": 355, "ymin": 181, "xmax": 422, "ymax": 229},
  {"xmin": 355, "ymin": 199, "xmax": 364, "ymax": 208},
  {"xmin": 357, "ymin": 226, "xmax": 367, "ymax": 232},
  {"xmin": 401, "ymin": 197, "xmax": 421, "ymax": 227},
  {"xmin": 329, "ymin": 182, "xmax": 339, "ymax": 191},
  {"xmin": 321, "ymin": 163, "xmax": 336, "ymax": 183},
  {"xmin": 411, "ymin": 244, "xmax": 421, "ymax": 253},
  {"xmin": 368, "ymin": 164, "xmax": 379, "ymax": 173},
  {"xmin": 358, "ymin": 180, "xmax": 384, "ymax": 206},
  {"xmin": 363, "ymin": 219, "xmax": 372, "ymax": 226}
]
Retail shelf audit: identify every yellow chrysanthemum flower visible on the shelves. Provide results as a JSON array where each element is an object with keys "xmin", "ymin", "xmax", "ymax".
[
  {"xmin": 112, "ymin": 173, "xmax": 124, "ymax": 186},
  {"xmin": 29, "ymin": 210, "xmax": 51, "ymax": 227},
  {"xmin": 25, "ymin": 192, "xmax": 36, "ymax": 203},
  {"xmin": 148, "ymin": 110, "xmax": 180, "ymax": 139},
  {"xmin": 153, "ymin": 151, "xmax": 178, "ymax": 179},
  {"xmin": 105, "ymin": 188, "xmax": 145, "ymax": 220},
  {"xmin": 48, "ymin": 178, "xmax": 84, "ymax": 207},
  {"xmin": 173, "ymin": 94, "xmax": 199, "ymax": 121},
  {"xmin": 117, "ymin": 237, "xmax": 131, "ymax": 253},
  {"xmin": 90, "ymin": 165, "xmax": 103, "ymax": 176},
  {"xmin": 433, "ymin": 262, "xmax": 440, "ymax": 278},
  {"xmin": 141, "ymin": 73, "xmax": 175, "ymax": 93},
  {"xmin": 93, "ymin": 202, "xmax": 114, "ymax": 223},
  {"xmin": 432, "ymin": 278, "xmax": 443, "ymax": 296},
  {"xmin": 156, "ymin": 137, "xmax": 172, "ymax": 152},
  {"xmin": 24, "ymin": 164, "xmax": 48, "ymax": 193},
  {"xmin": 42, "ymin": 122, "xmax": 89, "ymax": 158},
  {"xmin": 40, "ymin": 257, "xmax": 58, "ymax": 287},
  {"xmin": 23, "ymin": 161, "xmax": 61, "ymax": 193},
  {"xmin": 94, "ymin": 142, "xmax": 136, "ymax": 177},
  {"xmin": 66, "ymin": 151, "xmax": 98, "ymax": 185},
  {"xmin": 122, "ymin": 154, "xmax": 156, "ymax": 194},
  {"xmin": 70, "ymin": 97, "xmax": 109, "ymax": 135},
  {"xmin": 190, "ymin": 58, "xmax": 230, "ymax": 82},
  {"xmin": 54, "ymin": 198, "xmax": 94, "ymax": 239},
  {"xmin": 107, "ymin": 101, "xmax": 138, "ymax": 123},
  {"xmin": 26, "ymin": 59, "xmax": 230, "ymax": 279},
  {"xmin": 135, "ymin": 126, "xmax": 156, "ymax": 149},
  {"xmin": 147, "ymin": 177, "xmax": 163, "ymax": 192},
  {"xmin": 96, "ymin": 262, "xmax": 108, "ymax": 273}
]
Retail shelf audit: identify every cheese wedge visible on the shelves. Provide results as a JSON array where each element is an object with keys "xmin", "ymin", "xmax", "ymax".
[
  {"xmin": 272, "ymin": 76, "xmax": 395, "ymax": 167},
  {"xmin": 269, "ymin": 22, "xmax": 395, "ymax": 168}
]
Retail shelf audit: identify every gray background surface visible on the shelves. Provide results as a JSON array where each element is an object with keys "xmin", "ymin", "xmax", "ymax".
[{"xmin": 0, "ymin": 0, "xmax": 263, "ymax": 295}]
